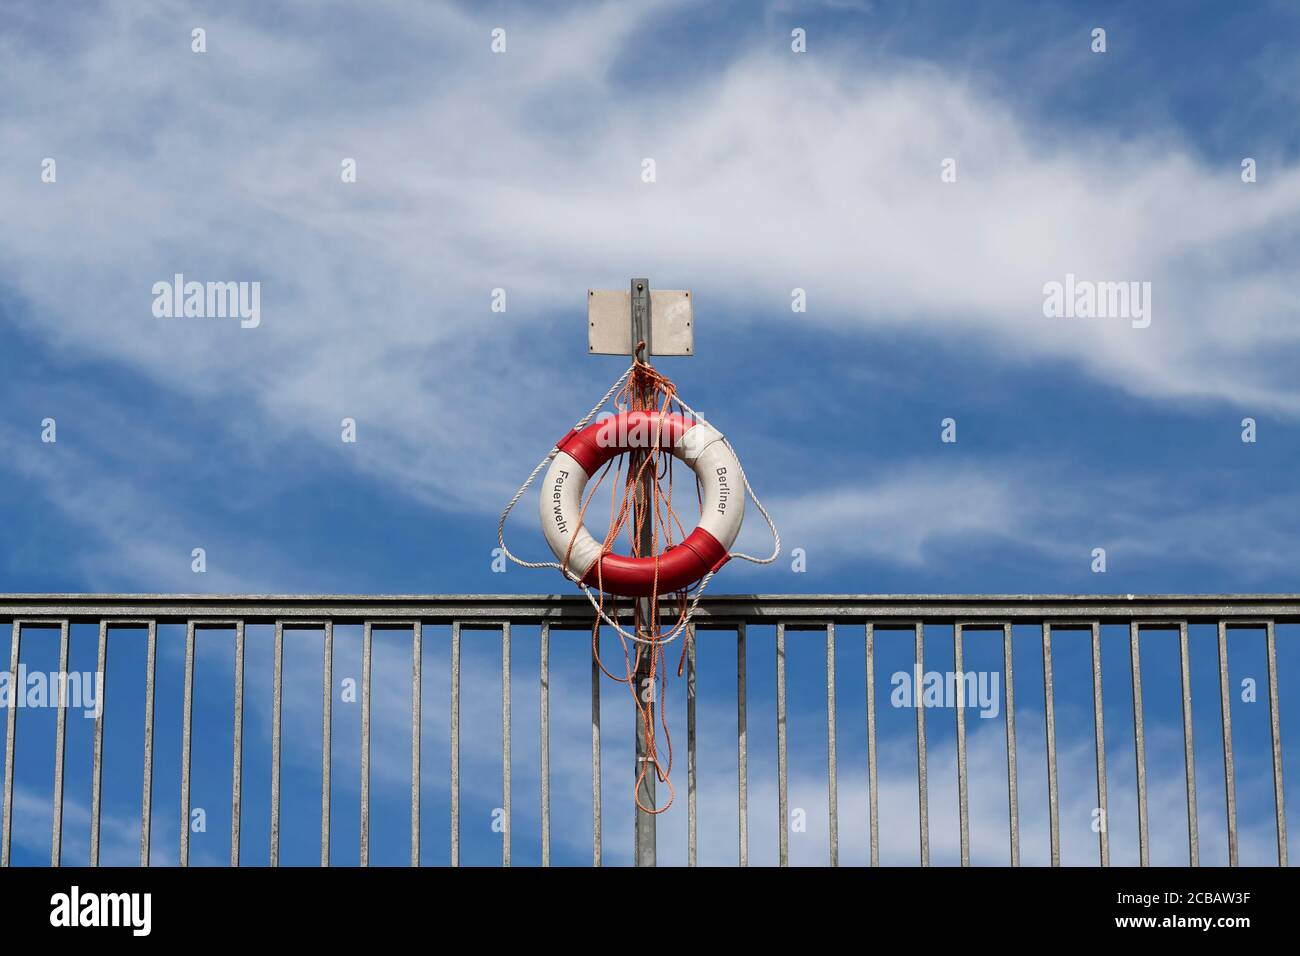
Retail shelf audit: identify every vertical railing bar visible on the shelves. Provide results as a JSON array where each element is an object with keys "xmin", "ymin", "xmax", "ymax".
[
  {"xmin": 954, "ymin": 623, "xmax": 969, "ymax": 867},
  {"xmin": 51, "ymin": 619, "xmax": 70, "ymax": 867},
  {"xmin": 865, "ymin": 622, "xmax": 879, "ymax": 867},
  {"xmin": 180, "ymin": 620, "xmax": 195, "ymax": 867},
  {"xmin": 270, "ymin": 621, "xmax": 283, "ymax": 867},
  {"xmin": 826, "ymin": 622, "xmax": 838, "ymax": 867},
  {"xmin": 540, "ymin": 623, "xmax": 550, "ymax": 868},
  {"xmin": 412, "ymin": 621, "xmax": 422, "ymax": 868},
  {"xmin": 915, "ymin": 623, "xmax": 929, "ymax": 866},
  {"xmin": 1003, "ymin": 622, "xmax": 1020, "ymax": 866},
  {"xmin": 1, "ymin": 622, "xmax": 20, "ymax": 867},
  {"xmin": 89, "ymin": 620, "xmax": 109, "ymax": 866},
  {"xmin": 1090, "ymin": 621, "xmax": 1109, "ymax": 867},
  {"xmin": 502, "ymin": 622, "xmax": 511, "ymax": 868},
  {"xmin": 737, "ymin": 622, "xmax": 748, "ymax": 868},
  {"xmin": 1131, "ymin": 621, "xmax": 1150, "ymax": 867},
  {"xmin": 140, "ymin": 620, "xmax": 156, "ymax": 867},
  {"xmin": 360, "ymin": 621, "xmax": 372, "ymax": 867},
  {"xmin": 1179, "ymin": 621, "xmax": 1198, "ymax": 867},
  {"xmin": 591, "ymin": 625, "xmax": 601, "ymax": 868},
  {"xmin": 321, "ymin": 621, "xmax": 333, "ymax": 868},
  {"xmin": 231, "ymin": 621, "xmax": 246, "ymax": 867},
  {"xmin": 1265, "ymin": 620, "xmax": 1287, "ymax": 867},
  {"xmin": 687, "ymin": 622, "xmax": 697, "ymax": 867},
  {"xmin": 1217, "ymin": 620, "xmax": 1237, "ymax": 866},
  {"xmin": 776, "ymin": 621, "xmax": 789, "ymax": 867},
  {"xmin": 1043, "ymin": 622, "xmax": 1059, "ymax": 867},
  {"xmin": 451, "ymin": 621, "xmax": 461, "ymax": 867}
]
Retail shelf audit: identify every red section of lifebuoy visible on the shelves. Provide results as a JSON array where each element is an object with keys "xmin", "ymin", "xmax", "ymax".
[{"xmin": 581, "ymin": 526, "xmax": 729, "ymax": 597}]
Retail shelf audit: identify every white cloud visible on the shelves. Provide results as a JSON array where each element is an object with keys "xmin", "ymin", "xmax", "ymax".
[
  {"xmin": 3, "ymin": 0, "xmax": 1299, "ymax": 528},
  {"xmin": 745, "ymin": 462, "xmax": 1026, "ymax": 565},
  {"xmin": 733, "ymin": 459, "xmax": 1300, "ymax": 577}
]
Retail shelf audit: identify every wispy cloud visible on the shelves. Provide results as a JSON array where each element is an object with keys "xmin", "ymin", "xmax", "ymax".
[
  {"xmin": 3, "ymin": 0, "xmax": 1299, "ymax": 530},
  {"xmin": 0, "ymin": 421, "xmax": 297, "ymax": 591},
  {"xmin": 735, "ymin": 458, "xmax": 1300, "ymax": 580}
]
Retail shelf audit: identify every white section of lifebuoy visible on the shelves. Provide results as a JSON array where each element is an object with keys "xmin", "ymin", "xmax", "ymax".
[
  {"xmin": 539, "ymin": 422, "xmax": 745, "ymax": 580},
  {"xmin": 690, "ymin": 434, "xmax": 744, "ymax": 544},
  {"xmin": 539, "ymin": 451, "xmax": 603, "ymax": 578}
]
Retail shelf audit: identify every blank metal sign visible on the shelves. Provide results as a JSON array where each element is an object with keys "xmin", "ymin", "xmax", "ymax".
[{"xmin": 587, "ymin": 289, "xmax": 694, "ymax": 356}]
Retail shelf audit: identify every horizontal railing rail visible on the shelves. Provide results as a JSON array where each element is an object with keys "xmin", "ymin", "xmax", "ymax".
[
  {"xmin": 0, "ymin": 594, "xmax": 1291, "ymax": 867},
  {"xmin": 5, "ymin": 593, "xmax": 1300, "ymax": 623}
]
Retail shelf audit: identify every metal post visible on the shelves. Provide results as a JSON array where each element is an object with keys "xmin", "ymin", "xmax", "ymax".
[{"xmin": 630, "ymin": 277, "xmax": 656, "ymax": 867}]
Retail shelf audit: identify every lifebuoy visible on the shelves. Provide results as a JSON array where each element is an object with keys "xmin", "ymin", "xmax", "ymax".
[{"xmin": 540, "ymin": 411, "xmax": 744, "ymax": 597}]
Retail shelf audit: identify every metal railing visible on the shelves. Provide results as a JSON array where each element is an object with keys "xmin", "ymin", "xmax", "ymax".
[{"xmin": 0, "ymin": 593, "xmax": 1290, "ymax": 867}]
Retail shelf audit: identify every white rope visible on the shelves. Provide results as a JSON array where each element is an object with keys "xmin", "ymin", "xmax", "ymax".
[
  {"xmin": 497, "ymin": 361, "xmax": 780, "ymax": 646},
  {"xmin": 495, "ymin": 365, "xmax": 634, "ymax": 571}
]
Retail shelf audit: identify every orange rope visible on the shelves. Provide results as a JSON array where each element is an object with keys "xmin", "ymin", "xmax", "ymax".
[{"xmin": 567, "ymin": 349, "xmax": 700, "ymax": 814}]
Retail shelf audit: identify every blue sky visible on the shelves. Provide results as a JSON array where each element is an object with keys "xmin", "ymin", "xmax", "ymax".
[{"xmin": 0, "ymin": 0, "xmax": 1297, "ymax": 866}]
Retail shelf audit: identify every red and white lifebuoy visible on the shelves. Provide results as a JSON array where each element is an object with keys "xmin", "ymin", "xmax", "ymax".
[{"xmin": 540, "ymin": 411, "xmax": 744, "ymax": 597}]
